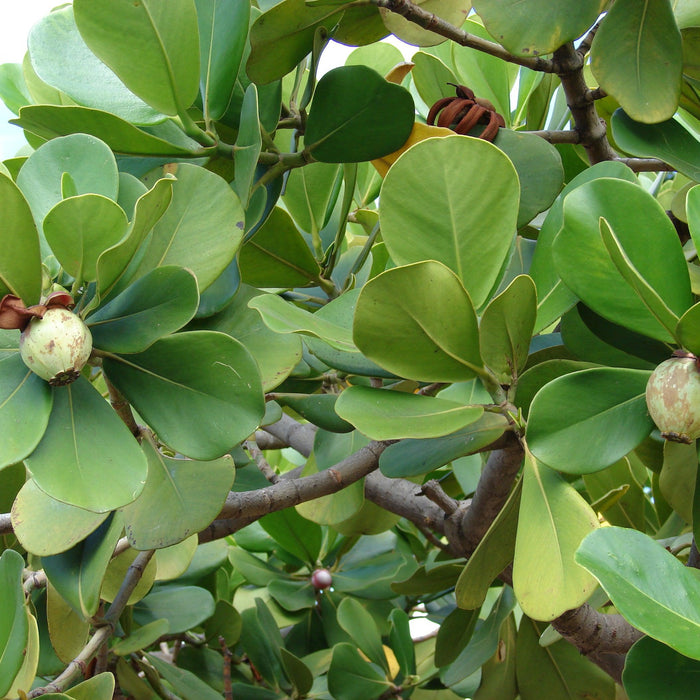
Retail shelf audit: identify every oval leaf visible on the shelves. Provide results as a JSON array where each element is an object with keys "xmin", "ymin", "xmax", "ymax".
[{"xmin": 0, "ymin": 550, "xmax": 28, "ymax": 698}]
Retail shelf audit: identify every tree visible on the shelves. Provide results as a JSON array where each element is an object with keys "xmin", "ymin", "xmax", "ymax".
[{"xmin": 0, "ymin": 0, "xmax": 699, "ymax": 697}]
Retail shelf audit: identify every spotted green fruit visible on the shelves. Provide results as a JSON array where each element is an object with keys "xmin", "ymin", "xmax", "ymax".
[
  {"xmin": 645, "ymin": 356, "xmax": 700, "ymax": 443},
  {"xmin": 20, "ymin": 308, "xmax": 93, "ymax": 386}
]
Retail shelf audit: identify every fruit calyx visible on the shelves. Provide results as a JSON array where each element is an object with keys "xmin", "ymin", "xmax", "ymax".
[{"xmin": 645, "ymin": 352, "xmax": 700, "ymax": 444}]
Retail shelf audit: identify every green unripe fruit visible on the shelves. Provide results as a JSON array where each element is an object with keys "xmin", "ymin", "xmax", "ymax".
[
  {"xmin": 645, "ymin": 355, "xmax": 700, "ymax": 444},
  {"xmin": 19, "ymin": 307, "xmax": 93, "ymax": 386}
]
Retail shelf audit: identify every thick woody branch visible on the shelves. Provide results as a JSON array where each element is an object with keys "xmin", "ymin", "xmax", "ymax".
[
  {"xmin": 263, "ymin": 412, "xmax": 316, "ymax": 455},
  {"xmin": 0, "ymin": 512, "xmax": 11, "ymax": 535},
  {"xmin": 371, "ymin": 0, "xmax": 553, "ymax": 72},
  {"xmin": 200, "ymin": 440, "xmax": 393, "ymax": 542},
  {"xmin": 552, "ymin": 604, "xmax": 644, "ymax": 684}
]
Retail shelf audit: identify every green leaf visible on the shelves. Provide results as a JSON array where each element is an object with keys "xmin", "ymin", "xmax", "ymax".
[
  {"xmin": 378, "ymin": 0, "xmax": 469, "ymax": 47},
  {"xmin": 238, "ymin": 207, "xmax": 322, "ymax": 288},
  {"xmin": 95, "ymin": 177, "xmax": 174, "ymax": 303},
  {"xmin": 121, "ymin": 439, "xmax": 234, "ymax": 550},
  {"xmin": 42, "ymin": 512, "xmax": 123, "ymax": 618},
  {"xmin": 623, "ymin": 636, "xmax": 700, "ymax": 700},
  {"xmin": 479, "ymin": 275, "xmax": 537, "ymax": 383},
  {"xmin": 455, "ymin": 480, "xmax": 521, "ymax": 610},
  {"xmin": 0, "ymin": 173, "xmax": 41, "ymax": 302},
  {"xmin": 526, "ymin": 367, "xmax": 654, "ymax": 474},
  {"xmin": 335, "ymin": 386, "xmax": 483, "ymax": 440},
  {"xmin": 259, "ymin": 508, "xmax": 323, "ymax": 565},
  {"xmin": 64, "ymin": 674, "xmax": 115, "ymax": 700},
  {"xmin": 239, "ymin": 599, "xmax": 287, "ymax": 688},
  {"xmin": 554, "ymin": 178, "xmax": 692, "ymax": 342},
  {"xmin": 249, "ymin": 293, "xmax": 355, "ymax": 351},
  {"xmin": 246, "ymin": 0, "xmax": 344, "ymax": 85},
  {"xmin": 134, "ymin": 585, "xmax": 215, "ymax": 634},
  {"xmin": 576, "ymin": 526, "xmax": 700, "ymax": 660},
  {"xmin": 16, "ymin": 134, "xmax": 119, "ymax": 246},
  {"xmin": 513, "ymin": 451, "xmax": 599, "ymax": 621},
  {"xmin": 612, "ymin": 111, "xmax": 700, "ymax": 181},
  {"xmin": 328, "ymin": 643, "xmax": 391, "ymax": 700},
  {"xmin": 435, "ymin": 608, "xmax": 480, "ymax": 667},
  {"xmin": 473, "ymin": 0, "xmax": 605, "ymax": 56},
  {"xmin": 130, "ymin": 163, "xmax": 244, "ymax": 291},
  {"xmin": 272, "ymin": 393, "xmax": 354, "ymax": 433},
  {"xmin": 47, "ymin": 580, "xmax": 89, "ymax": 664},
  {"xmin": 591, "ymin": 0, "xmax": 682, "ymax": 123},
  {"xmin": 379, "ymin": 136, "xmax": 519, "ymax": 308},
  {"xmin": 283, "ymin": 161, "xmax": 341, "ymax": 235},
  {"xmin": 0, "ymin": 550, "xmax": 29, "ymax": 698},
  {"xmin": 12, "ymin": 105, "xmax": 200, "ymax": 156},
  {"xmin": 44, "ymin": 195, "xmax": 128, "ymax": 283},
  {"xmin": 88, "ymin": 266, "xmax": 199, "ymax": 354},
  {"xmin": 11, "ymin": 479, "xmax": 108, "ymax": 556},
  {"xmin": 515, "ymin": 616, "xmax": 615, "ymax": 700},
  {"xmin": 304, "ymin": 66, "xmax": 414, "ymax": 163},
  {"xmin": 196, "ymin": 0, "xmax": 249, "ymax": 121},
  {"xmin": 529, "ymin": 161, "xmax": 637, "ymax": 332},
  {"xmin": 337, "ymin": 598, "xmax": 389, "ymax": 672},
  {"xmin": 281, "ymin": 648, "xmax": 314, "ymax": 697},
  {"xmin": 145, "ymin": 653, "xmax": 223, "ymax": 700},
  {"xmin": 25, "ymin": 377, "xmax": 148, "ymax": 512},
  {"xmin": 0, "ymin": 353, "xmax": 52, "ymax": 469},
  {"xmin": 103, "ymin": 331, "xmax": 265, "ymax": 460},
  {"xmin": 191, "ymin": 284, "xmax": 302, "ymax": 392},
  {"xmin": 27, "ymin": 6, "xmax": 164, "ymax": 124},
  {"xmin": 233, "ymin": 84, "xmax": 263, "ymax": 207},
  {"xmin": 379, "ymin": 413, "xmax": 509, "ymax": 478},
  {"xmin": 73, "ymin": 0, "xmax": 200, "ymax": 116},
  {"xmin": 353, "ymin": 261, "xmax": 483, "ymax": 382}
]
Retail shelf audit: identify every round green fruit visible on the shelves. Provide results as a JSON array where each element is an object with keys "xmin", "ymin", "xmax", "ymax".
[
  {"xmin": 645, "ymin": 355, "xmax": 700, "ymax": 443},
  {"xmin": 20, "ymin": 307, "xmax": 93, "ymax": 386}
]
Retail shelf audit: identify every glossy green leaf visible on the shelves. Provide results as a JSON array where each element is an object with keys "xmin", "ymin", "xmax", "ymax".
[
  {"xmin": 272, "ymin": 393, "xmax": 354, "ymax": 433},
  {"xmin": 130, "ymin": 163, "xmax": 244, "ymax": 291},
  {"xmin": 0, "ymin": 173, "xmax": 41, "ymax": 302},
  {"xmin": 591, "ymin": 0, "xmax": 682, "ymax": 123},
  {"xmin": 473, "ymin": 0, "xmax": 605, "ymax": 56},
  {"xmin": 379, "ymin": 0, "xmax": 469, "ymax": 47},
  {"xmin": 25, "ymin": 377, "xmax": 147, "ymax": 512},
  {"xmin": 197, "ymin": 0, "xmax": 249, "ymax": 121},
  {"xmin": 11, "ymin": 479, "xmax": 108, "ymax": 556},
  {"xmin": 529, "ymin": 161, "xmax": 637, "ymax": 332},
  {"xmin": 337, "ymin": 597, "xmax": 388, "ymax": 672},
  {"xmin": 379, "ymin": 413, "xmax": 509, "ymax": 478},
  {"xmin": 305, "ymin": 66, "xmax": 414, "ymax": 163},
  {"xmin": 479, "ymin": 275, "xmax": 537, "ymax": 383},
  {"xmin": 12, "ymin": 105, "xmax": 200, "ymax": 156},
  {"xmin": 121, "ymin": 439, "xmax": 234, "ymax": 550},
  {"xmin": 576, "ymin": 526, "xmax": 700, "ymax": 659},
  {"xmin": 73, "ymin": 0, "xmax": 200, "ymax": 116},
  {"xmin": 0, "ymin": 62, "xmax": 31, "ymax": 116},
  {"xmin": 689, "ymin": 184, "xmax": 700, "ymax": 265},
  {"xmin": 239, "ymin": 599, "xmax": 287, "ymax": 688},
  {"xmin": 42, "ymin": 513, "xmax": 123, "ymax": 618},
  {"xmin": 527, "ymin": 367, "xmax": 654, "ymax": 474},
  {"xmin": 145, "ymin": 653, "xmax": 223, "ymax": 700},
  {"xmin": 379, "ymin": 136, "xmax": 519, "ymax": 308},
  {"xmin": 63, "ymin": 674, "xmax": 115, "ymax": 700},
  {"xmin": 612, "ymin": 111, "xmax": 700, "ymax": 181},
  {"xmin": 204, "ymin": 599, "xmax": 242, "ymax": 645},
  {"xmin": 346, "ymin": 42, "xmax": 404, "ymax": 77},
  {"xmin": 155, "ymin": 536, "xmax": 198, "ymax": 580},
  {"xmin": 28, "ymin": 6, "xmax": 164, "ymax": 124},
  {"xmin": 246, "ymin": 0, "xmax": 344, "ymax": 85},
  {"xmin": 515, "ymin": 616, "xmax": 615, "ymax": 700},
  {"xmin": 103, "ymin": 331, "xmax": 265, "ymax": 460},
  {"xmin": 456, "ymin": 480, "xmax": 521, "ymax": 610},
  {"xmin": 249, "ymin": 293, "xmax": 355, "ymax": 351},
  {"xmin": 513, "ymin": 452, "xmax": 599, "ymax": 621},
  {"xmin": 623, "ymin": 636, "xmax": 700, "ymax": 700},
  {"xmin": 260, "ymin": 507, "xmax": 323, "ymax": 565},
  {"xmin": 43, "ymin": 194, "xmax": 128, "ymax": 283},
  {"xmin": 435, "ymin": 608, "xmax": 480, "ymax": 667},
  {"xmin": 95, "ymin": 177, "xmax": 174, "ymax": 303},
  {"xmin": 134, "ymin": 585, "xmax": 215, "ymax": 633},
  {"xmin": 192, "ymin": 284, "xmax": 302, "ymax": 392},
  {"xmin": 328, "ymin": 643, "xmax": 391, "ymax": 700},
  {"xmin": 88, "ymin": 267, "xmax": 199, "ymax": 353},
  {"xmin": 234, "ymin": 86, "xmax": 263, "ymax": 209},
  {"xmin": 283, "ymin": 161, "xmax": 341, "ymax": 234},
  {"xmin": 554, "ymin": 178, "xmax": 692, "ymax": 341},
  {"xmin": 472, "ymin": 613, "xmax": 517, "ymax": 700},
  {"xmin": 281, "ymin": 648, "xmax": 314, "ymax": 697},
  {"xmin": 354, "ymin": 261, "xmax": 483, "ymax": 382},
  {"xmin": 238, "ymin": 207, "xmax": 322, "ymax": 288},
  {"xmin": 0, "ymin": 353, "xmax": 52, "ymax": 469},
  {"xmin": 335, "ymin": 386, "xmax": 483, "ymax": 440},
  {"xmin": 658, "ymin": 440, "xmax": 696, "ymax": 524},
  {"xmin": 0, "ymin": 549, "xmax": 28, "ymax": 698},
  {"xmin": 411, "ymin": 51, "xmax": 458, "ymax": 109},
  {"xmin": 492, "ymin": 129, "xmax": 564, "ymax": 228},
  {"xmin": 16, "ymin": 133, "xmax": 119, "ymax": 243}
]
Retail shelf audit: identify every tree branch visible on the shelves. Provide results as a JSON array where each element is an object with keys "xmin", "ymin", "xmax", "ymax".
[
  {"xmin": 0, "ymin": 512, "xmax": 12, "ymax": 535},
  {"xmin": 370, "ymin": 0, "xmax": 554, "ymax": 72}
]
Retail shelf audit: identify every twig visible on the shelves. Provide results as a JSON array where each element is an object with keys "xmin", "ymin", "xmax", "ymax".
[
  {"xmin": 615, "ymin": 157, "xmax": 675, "ymax": 173},
  {"xmin": 371, "ymin": 0, "xmax": 555, "ymax": 72},
  {"xmin": 528, "ymin": 129, "xmax": 581, "ymax": 144},
  {"xmin": 421, "ymin": 480, "xmax": 459, "ymax": 515},
  {"xmin": 220, "ymin": 637, "xmax": 234, "ymax": 700},
  {"xmin": 104, "ymin": 375, "xmax": 140, "ymax": 437},
  {"xmin": 245, "ymin": 440, "xmax": 279, "ymax": 484},
  {"xmin": 577, "ymin": 19, "xmax": 603, "ymax": 56},
  {"xmin": 688, "ymin": 539, "xmax": 700, "ymax": 569},
  {"xmin": 0, "ymin": 512, "xmax": 12, "ymax": 535}
]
